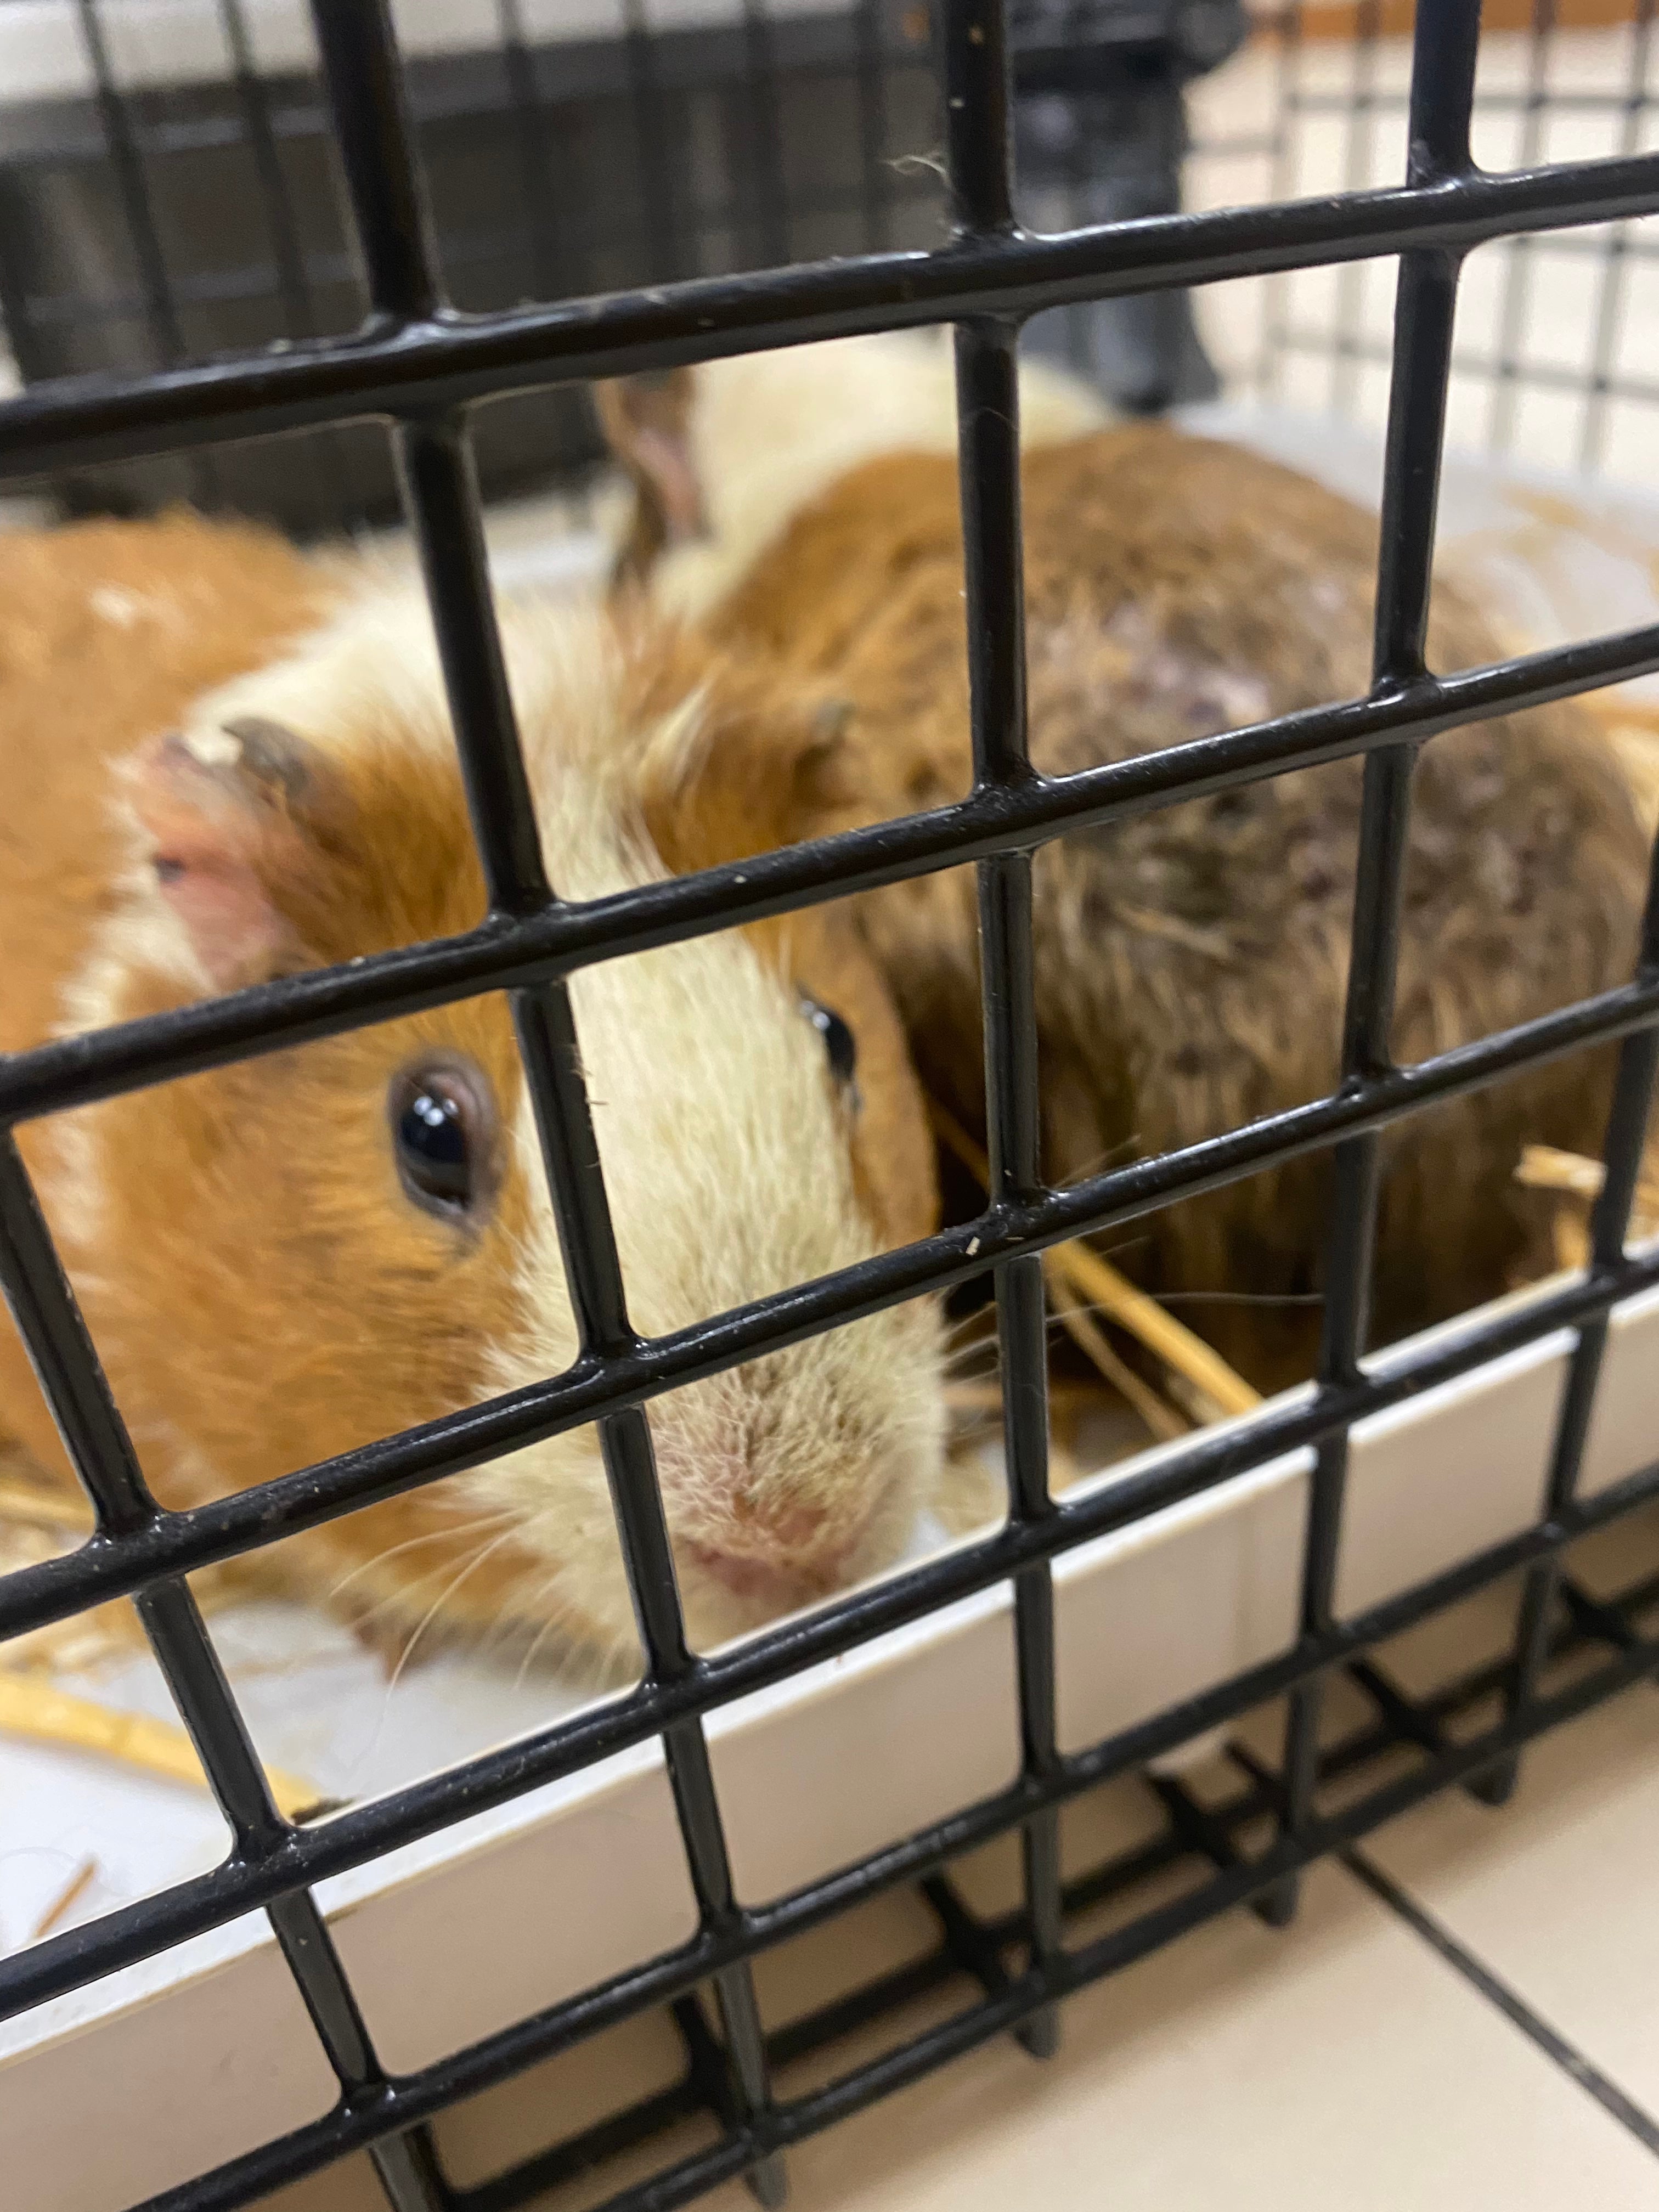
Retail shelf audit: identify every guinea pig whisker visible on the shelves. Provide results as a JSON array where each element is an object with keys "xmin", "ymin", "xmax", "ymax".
[
  {"xmin": 1055, "ymin": 1133, "xmax": 1144, "ymax": 1183},
  {"xmin": 511, "ymin": 1598, "xmax": 570, "ymax": 1692},
  {"xmin": 471, "ymin": 1573, "xmax": 554, "ymax": 1668},
  {"xmin": 324, "ymin": 1508, "xmax": 523, "ymax": 1604},
  {"xmin": 382, "ymin": 1527, "xmax": 524, "ymax": 1700}
]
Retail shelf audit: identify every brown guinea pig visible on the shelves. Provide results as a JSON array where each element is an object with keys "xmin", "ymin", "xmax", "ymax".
[
  {"xmin": 0, "ymin": 511, "xmax": 943, "ymax": 1678},
  {"xmin": 600, "ymin": 360, "xmax": 1649, "ymax": 1392}
]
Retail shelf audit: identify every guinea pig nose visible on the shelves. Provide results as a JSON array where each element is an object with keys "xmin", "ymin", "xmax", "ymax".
[
  {"xmin": 681, "ymin": 1542, "xmax": 823, "ymax": 1609},
  {"xmin": 680, "ymin": 1500, "xmax": 870, "ymax": 1609}
]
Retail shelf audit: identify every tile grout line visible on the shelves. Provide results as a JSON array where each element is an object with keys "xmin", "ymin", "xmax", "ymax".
[{"xmin": 1339, "ymin": 1846, "xmax": 1659, "ymax": 2158}]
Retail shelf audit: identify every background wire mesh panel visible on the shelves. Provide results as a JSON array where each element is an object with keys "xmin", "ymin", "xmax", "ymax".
[
  {"xmin": 1181, "ymin": 0, "xmax": 1659, "ymax": 476},
  {"xmin": 3, "ymin": 2, "xmax": 1659, "ymax": 2211}
]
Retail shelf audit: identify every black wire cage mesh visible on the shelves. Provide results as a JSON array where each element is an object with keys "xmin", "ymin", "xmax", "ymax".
[{"xmin": 2, "ymin": 2, "xmax": 1659, "ymax": 2210}]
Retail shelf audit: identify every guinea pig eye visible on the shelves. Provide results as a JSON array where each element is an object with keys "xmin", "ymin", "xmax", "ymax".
[
  {"xmin": 800, "ymin": 996, "xmax": 858, "ymax": 1093},
  {"xmin": 389, "ymin": 1062, "xmax": 494, "ymax": 1222}
]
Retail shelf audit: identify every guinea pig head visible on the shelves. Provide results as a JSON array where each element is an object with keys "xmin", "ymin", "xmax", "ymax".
[{"xmin": 61, "ymin": 595, "xmax": 941, "ymax": 1675}]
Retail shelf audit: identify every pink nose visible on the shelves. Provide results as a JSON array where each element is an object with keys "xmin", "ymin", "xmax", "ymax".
[
  {"xmin": 682, "ymin": 1543, "xmax": 823, "ymax": 1607},
  {"xmin": 680, "ymin": 1502, "xmax": 866, "ymax": 1608}
]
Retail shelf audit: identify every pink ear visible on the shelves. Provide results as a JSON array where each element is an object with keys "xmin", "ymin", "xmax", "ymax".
[
  {"xmin": 630, "ymin": 424, "xmax": 708, "ymax": 546},
  {"xmin": 123, "ymin": 724, "xmax": 315, "ymax": 990},
  {"xmin": 594, "ymin": 371, "xmax": 707, "ymax": 544}
]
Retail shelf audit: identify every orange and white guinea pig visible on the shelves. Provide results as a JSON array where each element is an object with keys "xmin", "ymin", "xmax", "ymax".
[{"xmin": 0, "ymin": 512, "xmax": 944, "ymax": 1679}]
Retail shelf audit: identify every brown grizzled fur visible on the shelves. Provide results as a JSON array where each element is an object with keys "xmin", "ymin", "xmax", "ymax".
[{"xmin": 640, "ymin": 419, "xmax": 1649, "ymax": 1390}]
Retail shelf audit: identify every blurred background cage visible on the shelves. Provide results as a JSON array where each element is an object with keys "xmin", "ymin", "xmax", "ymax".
[
  {"xmin": 6, "ymin": 4, "xmax": 1659, "ymax": 2212},
  {"xmin": 0, "ymin": 0, "xmax": 1246, "ymax": 532}
]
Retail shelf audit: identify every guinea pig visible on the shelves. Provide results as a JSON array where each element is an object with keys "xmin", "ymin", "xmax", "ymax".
[
  {"xmin": 599, "ymin": 376, "xmax": 1649, "ymax": 1392},
  {"xmin": 0, "ymin": 511, "xmax": 944, "ymax": 1679},
  {"xmin": 593, "ymin": 328, "xmax": 1111, "ymax": 615}
]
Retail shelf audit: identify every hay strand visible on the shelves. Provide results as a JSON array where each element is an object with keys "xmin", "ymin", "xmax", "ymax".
[
  {"xmin": 0, "ymin": 1672, "xmax": 330, "ymax": 1822},
  {"xmin": 928, "ymin": 1098, "xmax": 1261, "ymax": 1422}
]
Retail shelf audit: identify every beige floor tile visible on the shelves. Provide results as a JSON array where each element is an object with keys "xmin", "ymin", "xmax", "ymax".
[
  {"xmin": 1363, "ymin": 1683, "xmax": 1659, "ymax": 2115},
  {"xmin": 259, "ymin": 1824, "xmax": 1659, "ymax": 2211},
  {"xmin": 703, "ymin": 1860, "xmax": 1659, "ymax": 2212}
]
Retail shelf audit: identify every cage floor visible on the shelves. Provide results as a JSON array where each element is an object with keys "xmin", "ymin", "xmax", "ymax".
[{"xmin": 244, "ymin": 1503, "xmax": 1659, "ymax": 2212}]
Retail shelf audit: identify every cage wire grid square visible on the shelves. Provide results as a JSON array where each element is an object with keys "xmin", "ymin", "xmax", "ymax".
[{"xmin": 4, "ymin": 2, "xmax": 1659, "ymax": 2209}]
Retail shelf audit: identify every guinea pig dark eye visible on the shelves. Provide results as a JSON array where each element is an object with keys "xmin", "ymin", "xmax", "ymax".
[
  {"xmin": 800, "ymin": 996, "xmax": 858, "ymax": 1092},
  {"xmin": 389, "ymin": 1062, "xmax": 494, "ymax": 1222}
]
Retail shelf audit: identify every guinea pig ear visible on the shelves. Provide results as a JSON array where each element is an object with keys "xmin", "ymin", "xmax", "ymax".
[
  {"xmin": 592, "ymin": 369, "xmax": 707, "ymax": 580},
  {"xmin": 122, "ymin": 717, "xmax": 338, "ymax": 990},
  {"xmin": 637, "ymin": 669, "xmax": 868, "ymax": 875}
]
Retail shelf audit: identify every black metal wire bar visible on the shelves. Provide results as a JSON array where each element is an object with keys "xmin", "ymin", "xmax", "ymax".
[
  {"xmin": 307, "ymin": 0, "xmax": 442, "ymax": 322},
  {"xmin": 1579, "ymin": 0, "xmax": 1656, "ymax": 471},
  {"xmin": 7, "ymin": 612, "xmax": 1658, "ymax": 1140},
  {"xmin": 313, "ymin": 4, "xmax": 782, "ymax": 2192},
  {"xmin": 660, "ymin": 1708, "xmax": 788, "ymax": 2208},
  {"xmin": 1479, "ymin": 826, "xmax": 1659, "ymax": 1805},
  {"xmin": 1265, "ymin": 0, "xmax": 1479, "ymax": 1929},
  {"xmin": 4, "ymin": 151, "xmax": 1659, "ymax": 482},
  {"xmin": 0, "ymin": 1135, "xmax": 155, "ymax": 1542},
  {"xmin": 1489, "ymin": 0, "xmax": 1556, "ymax": 455},
  {"xmin": 12, "ymin": 958, "xmax": 1659, "ymax": 1674},
  {"xmin": 119, "ymin": 1618, "xmax": 1659, "ymax": 2212},
  {"xmin": 394, "ymin": 417, "xmax": 552, "ymax": 911},
  {"xmin": 0, "ymin": 1128, "xmax": 448, "ymax": 2211},
  {"xmin": 940, "ymin": 0, "xmax": 1061, "ymax": 2059}
]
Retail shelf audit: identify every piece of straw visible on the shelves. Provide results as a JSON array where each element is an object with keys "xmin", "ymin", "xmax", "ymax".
[
  {"xmin": 0, "ymin": 1673, "xmax": 329, "ymax": 1822},
  {"xmin": 929, "ymin": 1099, "xmax": 1262, "ymax": 1422},
  {"xmin": 1044, "ymin": 1271, "xmax": 1187, "ymax": 1442},
  {"xmin": 0, "ymin": 1473, "xmax": 94, "ymax": 1536},
  {"xmin": 1515, "ymin": 1144, "xmax": 1611, "ymax": 1204},
  {"xmin": 31, "ymin": 1855, "xmax": 98, "ymax": 1942},
  {"xmin": 1045, "ymin": 1235, "xmax": 1260, "ymax": 1420},
  {"xmin": 1516, "ymin": 1140, "xmax": 1659, "ymax": 1221}
]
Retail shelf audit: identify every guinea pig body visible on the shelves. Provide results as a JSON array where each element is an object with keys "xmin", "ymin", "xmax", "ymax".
[
  {"xmin": 0, "ymin": 513, "xmax": 943, "ymax": 1675},
  {"xmin": 614, "ymin": 407, "xmax": 1648, "ymax": 1390}
]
